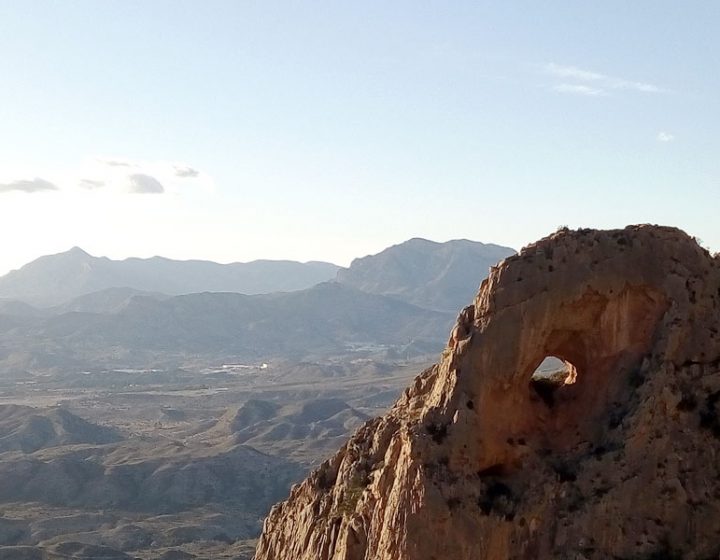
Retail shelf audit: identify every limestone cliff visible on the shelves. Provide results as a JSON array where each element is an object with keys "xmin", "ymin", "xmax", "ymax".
[{"xmin": 255, "ymin": 225, "xmax": 720, "ymax": 560}]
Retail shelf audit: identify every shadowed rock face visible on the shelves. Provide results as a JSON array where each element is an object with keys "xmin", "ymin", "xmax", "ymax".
[{"xmin": 255, "ymin": 225, "xmax": 720, "ymax": 560}]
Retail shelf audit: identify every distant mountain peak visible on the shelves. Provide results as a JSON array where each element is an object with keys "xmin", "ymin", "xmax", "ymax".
[
  {"xmin": 50, "ymin": 246, "xmax": 94, "ymax": 261},
  {"xmin": 337, "ymin": 238, "xmax": 516, "ymax": 312},
  {"xmin": 404, "ymin": 237, "xmax": 436, "ymax": 244}
]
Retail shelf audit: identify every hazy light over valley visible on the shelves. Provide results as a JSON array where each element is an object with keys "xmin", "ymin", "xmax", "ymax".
[{"xmin": 0, "ymin": 1, "xmax": 718, "ymax": 275}]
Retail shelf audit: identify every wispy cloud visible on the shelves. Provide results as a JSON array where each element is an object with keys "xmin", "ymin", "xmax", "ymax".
[
  {"xmin": 546, "ymin": 64, "xmax": 606, "ymax": 82},
  {"xmin": 545, "ymin": 63, "xmax": 666, "ymax": 96},
  {"xmin": 657, "ymin": 131, "xmax": 675, "ymax": 142},
  {"xmin": 128, "ymin": 174, "xmax": 165, "ymax": 194},
  {"xmin": 174, "ymin": 165, "xmax": 200, "ymax": 178},
  {"xmin": 553, "ymin": 84, "xmax": 606, "ymax": 97},
  {"xmin": 0, "ymin": 178, "xmax": 58, "ymax": 194}
]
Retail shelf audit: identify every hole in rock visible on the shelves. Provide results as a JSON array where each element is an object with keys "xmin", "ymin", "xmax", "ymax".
[{"xmin": 529, "ymin": 356, "xmax": 578, "ymax": 408}]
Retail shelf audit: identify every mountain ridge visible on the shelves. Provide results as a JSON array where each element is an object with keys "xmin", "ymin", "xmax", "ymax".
[
  {"xmin": 0, "ymin": 248, "xmax": 341, "ymax": 306},
  {"xmin": 0, "ymin": 238, "xmax": 515, "ymax": 310},
  {"xmin": 336, "ymin": 237, "xmax": 515, "ymax": 312}
]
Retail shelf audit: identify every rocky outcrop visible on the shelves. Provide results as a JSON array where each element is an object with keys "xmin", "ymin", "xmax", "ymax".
[{"xmin": 255, "ymin": 225, "xmax": 720, "ymax": 560}]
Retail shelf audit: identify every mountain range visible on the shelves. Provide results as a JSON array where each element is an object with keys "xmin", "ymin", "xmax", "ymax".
[
  {"xmin": 0, "ymin": 247, "xmax": 340, "ymax": 307},
  {"xmin": 0, "ymin": 239, "xmax": 515, "ymax": 311},
  {"xmin": 0, "ymin": 239, "xmax": 516, "ymax": 370}
]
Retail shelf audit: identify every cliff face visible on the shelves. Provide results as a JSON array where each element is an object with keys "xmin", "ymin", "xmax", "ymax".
[{"xmin": 255, "ymin": 225, "xmax": 720, "ymax": 560}]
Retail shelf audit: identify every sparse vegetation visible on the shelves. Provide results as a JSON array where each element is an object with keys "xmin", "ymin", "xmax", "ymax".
[{"xmin": 337, "ymin": 474, "xmax": 368, "ymax": 517}]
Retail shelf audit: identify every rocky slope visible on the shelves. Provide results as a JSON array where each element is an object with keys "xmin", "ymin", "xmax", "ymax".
[{"xmin": 255, "ymin": 225, "xmax": 720, "ymax": 560}]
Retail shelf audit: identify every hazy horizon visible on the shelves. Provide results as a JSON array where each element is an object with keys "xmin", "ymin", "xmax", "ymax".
[{"xmin": 1, "ymin": 2, "xmax": 718, "ymax": 275}]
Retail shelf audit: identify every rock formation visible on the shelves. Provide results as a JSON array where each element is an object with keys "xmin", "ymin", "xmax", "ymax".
[{"xmin": 255, "ymin": 225, "xmax": 720, "ymax": 560}]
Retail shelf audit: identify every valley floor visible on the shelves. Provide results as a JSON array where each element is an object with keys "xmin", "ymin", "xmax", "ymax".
[{"xmin": 0, "ymin": 357, "xmax": 429, "ymax": 559}]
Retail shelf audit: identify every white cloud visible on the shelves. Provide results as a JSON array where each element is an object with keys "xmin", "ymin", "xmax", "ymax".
[
  {"xmin": 174, "ymin": 165, "xmax": 200, "ymax": 178},
  {"xmin": 0, "ymin": 178, "xmax": 58, "ymax": 194},
  {"xmin": 128, "ymin": 174, "xmax": 165, "ymax": 194},
  {"xmin": 545, "ymin": 63, "xmax": 605, "ymax": 82},
  {"xmin": 0, "ymin": 158, "xmax": 213, "ymax": 198},
  {"xmin": 657, "ymin": 131, "xmax": 675, "ymax": 142},
  {"xmin": 553, "ymin": 84, "xmax": 606, "ymax": 96},
  {"xmin": 545, "ymin": 63, "xmax": 666, "ymax": 95}
]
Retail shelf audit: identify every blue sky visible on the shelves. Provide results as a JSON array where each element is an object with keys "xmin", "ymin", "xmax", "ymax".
[{"xmin": 0, "ymin": 1, "xmax": 718, "ymax": 273}]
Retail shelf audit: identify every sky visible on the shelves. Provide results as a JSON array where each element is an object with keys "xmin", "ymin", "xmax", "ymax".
[{"xmin": 0, "ymin": 1, "xmax": 718, "ymax": 274}]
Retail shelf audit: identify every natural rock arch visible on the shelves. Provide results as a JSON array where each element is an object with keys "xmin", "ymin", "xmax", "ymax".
[
  {"xmin": 256, "ymin": 226, "xmax": 720, "ymax": 560},
  {"xmin": 528, "ymin": 355, "xmax": 577, "ymax": 408}
]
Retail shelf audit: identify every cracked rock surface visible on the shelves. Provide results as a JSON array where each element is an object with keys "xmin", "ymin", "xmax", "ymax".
[{"xmin": 255, "ymin": 225, "xmax": 720, "ymax": 560}]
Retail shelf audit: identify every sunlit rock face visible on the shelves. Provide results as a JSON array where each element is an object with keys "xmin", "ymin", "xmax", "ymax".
[{"xmin": 255, "ymin": 225, "xmax": 720, "ymax": 560}]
